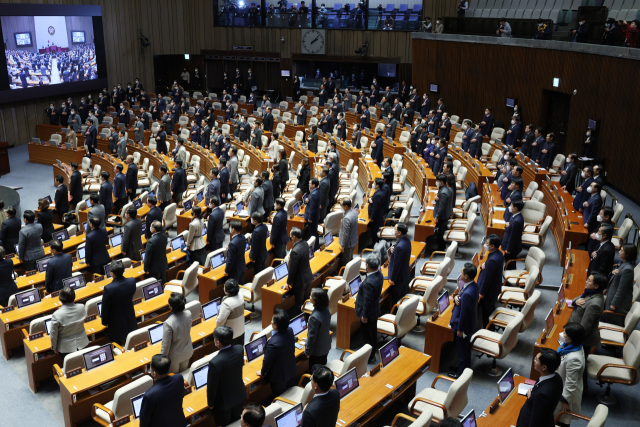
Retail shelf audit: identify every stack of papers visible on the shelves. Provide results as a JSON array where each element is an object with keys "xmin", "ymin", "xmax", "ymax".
[{"xmin": 518, "ymin": 383, "xmax": 534, "ymax": 395}]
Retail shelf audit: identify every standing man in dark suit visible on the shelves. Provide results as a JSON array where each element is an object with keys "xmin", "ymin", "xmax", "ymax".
[
  {"xmin": 144, "ymin": 197, "xmax": 162, "ymax": 240},
  {"xmin": 520, "ymin": 124, "xmax": 535, "ymax": 156},
  {"xmin": 304, "ymin": 180, "xmax": 321, "ymax": 250},
  {"xmin": 505, "ymin": 116, "xmax": 522, "ymax": 147},
  {"xmin": 573, "ymin": 166, "xmax": 594, "ymax": 211},
  {"xmin": 360, "ymin": 104, "xmax": 371, "ymax": 129},
  {"xmin": 477, "ymin": 234, "xmax": 505, "ymax": 328},
  {"xmin": 206, "ymin": 196, "xmax": 225, "ymax": 252},
  {"xmin": 0, "ymin": 206, "xmax": 21, "ymax": 254},
  {"xmin": 113, "ymin": 164, "xmax": 127, "ymax": 214},
  {"xmin": 44, "ymin": 240, "xmax": 73, "ymax": 294},
  {"xmin": 371, "ymin": 130, "xmax": 385, "ymax": 167},
  {"xmin": 368, "ymin": 178, "xmax": 386, "ymax": 244},
  {"xmin": 530, "ymin": 127, "xmax": 545, "ymax": 161},
  {"xmin": 433, "ymin": 174, "xmax": 453, "ymax": 251},
  {"xmin": 581, "ymin": 181, "xmax": 602, "ymax": 229},
  {"xmin": 460, "ymin": 120, "xmax": 474, "ymax": 152},
  {"xmin": 516, "ymin": 349, "xmax": 563, "ymax": 427},
  {"xmin": 569, "ymin": 16, "xmax": 590, "ymax": 42},
  {"xmin": 356, "ymin": 256, "xmax": 383, "ymax": 364},
  {"xmin": 559, "ymin": 153, "xmax": 578, "ymax": 193},
  {"xmin": 587, "ymin": 223, "xmax": 615, "ymax": 277},
  {"xmin": 139, "ymin": 354, "xmax": 187, "ymax": 427},
  {"xmin": 205, "ymin": 168, "xmax": 221, "ymax": 207},
  {"xmin": 301, "ymin": 366, "xmax": 341, "ymax": 427},
  {"xmin": 144, "ymin": 221, "xmax": 168, "ymax": 284},
  {"xmin": 297, "ymin": 101, "xmax": 308, "ymax": 126},
  {"xmin": 207, "ymin": 326, "xmax": 247, "ymax": 426},
  {"xmin": 256, "ymin": 309, "xmax": 297, "ymax": 397},
  {"xmin": 261, "ymin": 170, "xmax": 274, "ymax": 218},
  {"xmin": 402, "ymin": 102, "xmax": 414, "ymax": 127},
  {"xmin": 85, "ymin": 217, "xmax": 110, "ymax": 275},
  {"xmin": 480, "ymin": 107, "xmax": 494, "ymax": 137},
  {"xmin": 121, "ymin": 208, "xmax": 142, "ymax": 261},
  {"xmin": 305, "ymin": 288, "xmax": 332, "ymax": 368},
  {"xmin": 125, "ymin": 155, "xmax": 138, "ymax": 202},
  {"xmin": 69, "ymin": 162, "xmax": 83, "ymax": 207},
  {"xmin": 318, "ymin": 168, "xmax": 331, "ymax": 223},
  {"xmin": 449, "ymin": 262, "xmax": 479, "ymax": 378},
  {"xmin": 84, "ymin": 119, "xmax": 97, "ymax": 156},
  {"xmin": 18, "ymin": 210, "xmax": 44, "ymax": 272},
  {"xmin": 249, "ymin": 213, "xmax": 268, "ymax": 274},
  {"xmin": 388, "ymin": 223, "xmax": 412, "ymax": 305},
  {"xmin": 420, "ymin": 93, "xmax": 431, "ymax": 117},
  {"xmin": 53, "ymin": 175, "xmax": 70, "ymax": 222},
  {"xmin": 439, "ymin": 112, "xmax": 452, "ymax": 142},
  {"xmin": 262, "ymin": 107, "xmax": 274, "ymax": 132},
  {"xmin": 538, "ymin": 133, "xmax": 556, "ymax": 169},
  {"xmin": 225, "ymin": 221, "xmax": 247, "ymax": 283},
  {"xmin": 171, "ymin": 159, "xmax": 187, "ymax": 204},
  {"xmin": 101, "ymin": 260, "xmax": 137, "ymax": 345},
  {"xmin": 503, "ymin": 177, "xmax": 524, "ymax": 223},
  {"xmin": 271, "ymin": 198, "xmax": 289, "ymax": 260},
  {"xmin": 336, "ymin": 113, "xmax": 347, "ymax": 141},
  {"xmin": 285, "ymin": 227, "xmax": 314, "ymax": 313},
  {"xmin": 502, "ymin": 200, "xmax": 524, "ymax": 270}
]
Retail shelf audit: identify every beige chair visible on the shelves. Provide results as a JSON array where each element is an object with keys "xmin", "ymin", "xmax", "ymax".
[
  {"xmin": 612, "ymin": 218, "xmax": 633, "ymax": 249},
  {"xmin": 272, "ymin": 374, "xmax": 316, "ymax": 412},
  {"xmin": 92, "ymin": 375, "xmax": 154, "ymax": 426},
  {"xmin": 522, "ymin": 215, "xmax": 552, "ymax": 247},
  {"xmin": 162, "ymin": 203, "xmax": 178, "ymax": 229},
  {"xmin": 497, "ymin": 266, "xmax": 539, "ymax": 308},
  {"xmin": 611, "ymin": 203, "xmax": 624, "ymax": 226},
  {"xmin": 54, "ymin": 345, "xmax": 100, "ymax": 382},
  {"xmin": 184, "ymin": 352, "xmax": 218, "ymax": 385},
  {"xmin": 555, "ymin": 404, "xmax": 608, "ymax": 427},
  {"xmin": 471, "ymin": 312, "xmax": 524, "ymax": 376},
  {"xmin": 302, "ymin": 278, "xmax": 345, "ymax": 316},
  {"xmin": 113, "ymin": 325, "xmax": 157, "ymax": 355},
  {"xmin": 547, "ymin": 154, "xmax": 566, "ymax": 173},
  {"xmin": 326, "ymin": 344, "xmax": 373, "ymax": 379},
  {"xmin": 319, "ymin": 211, "xmax": 344, "ymax": 237},
  {"xmin": 410, "ymin": 259, "xmax": 450, "ymax": 295},
  {"xmin": 412, "ymin": 276, "xmax": 444, "ymax": 332},
  {"xmin": 390, "ymin": 187, "xmax": 416, "ymax": 210},
  {"xmin": 384, "ymin": 410, "xmax": 434, "ymax": 427},
  {"xmin": 599, "ymin": 302, "xmax": 640, "ymax": 347},
  {"xmin": 393, "ymin": 169, "xmax": 408, "ymax": 193},
  {"xmin": 587, "ymin": 329, "xmax": 640, "ymax": 404},
  {"xmin": 379, "ymin": 210, "xmax": 409, "ymax": 240},
  {"xmin": 444, "ymin": 212, "xmax": 476, "ymax": 245},
  {"xmin": 455, "ymin": 167, "xmax": 468, "ymax": 190},
  {"xmin": 165, "ymin": 261, "xmax": 199, "ymax": 296},
  {"xmin": 408, "ymin": 368, "xmax": 473, "ymax": 423},
  {"xmin": 28, "ymin": 314, "xmax": 53, "ymax": 335},
  {"xmin": 199, "ymin": 248, "xmax": 226, "ymax": 275},
  {"xmin": 85, "ymin": 296, "xmax": 103, "ymax": 317},
  {"xmin": 249, "ymin": 325, "xmax": 273, "ymax": 342},
  {"xmin": 420, "ymin": 243, "xmax": 457, "ymax": 276},
  {"xmin": 322, "ymin": 256, "xmax": 361, "ymax": 295},
  {"xmin": 240, "ymin": 267, "xmax": 274, "ymax": 317},
  {"xmin": 521, "ymin": 200, "xmax": 547, "ymax": 230},
  {"xmin": 377, "ymin": 295, "xmax": 420, "ymax": 343},
  {"xmin": 502, "ymin": 247, "xmax": 545, "ymax": 286},
  {"xmin": 134, "ymin": 278, "xmax": 161, "ymax": 300},
  {"xmin": 452, "ymin": 196, "xmax": 480, "ymax": 218},
  {"xmin": 490, "ymin": 289, "xmax": 541, "ymax": 332}
]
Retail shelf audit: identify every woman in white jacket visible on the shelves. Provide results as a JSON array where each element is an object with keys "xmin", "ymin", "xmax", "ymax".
[
  {"xmin": 216, "ymin": 279, "xmax": 246, "ymax": 346},
  {"xmin": 554, "ymin": 322, "xmax": 586, "ymax": 427},
  {"xmin": 186, "ymin": 206, "xmax": 206, "ymax": 266}
]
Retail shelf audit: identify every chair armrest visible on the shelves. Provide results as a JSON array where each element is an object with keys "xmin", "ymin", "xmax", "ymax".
[
  {"xmin": 22, "ymin": 329, "xmax": 29, "ymax": 339},
  {"xmin": 250, "ymin": 331, "xmax": 259, "ymax": 340},
  {"xmin": 554, "ymin": 411, "xmax": 591, "ymax": 424},
  {"xmin": 498, "ymin": 288, "xmax": 529, "ymax": 301},
  {"xmin": 112, "ymin": 342, "xmax": 125, "ymax": 353},
  {"xmin": 52, "ymin": 363, "xmax": 64, "ymax": 383},
  {"xmin": 339, "ymin": 349, "xmax": 354, "ymax": 361},
  {"xmin": 428, "ymin": 251, "xmax": 447, "ymax": 261},
  {"xmin": 597, "ymin": 363, "xmax": 638, "ymax": 385},
  {"xmin": 504, "ymin": 257, "xmax": 526, "ymax": 269},
  {"xmin": 470, "ymin": 333, "xmax": 503, "ymax": 358},
  {"xmin": 383, "ymin": 218, "xmax": 399, "ymax": 226},
  {"xmin": 273, "ymin": 396, "xmax": 298, "ymax": 406},
  {"xmin": 377, "ymin": 317, "xmax": 398, "ymax": 337},
  {"xmin": 486, "ymin": 318, "xmax": 508, "ymax": 330},
  {"xmin": 297, "ymin": 373, "xmax": 312, "ymax": 387},
  {"xmin": 430, "ymin": 374, "xmax": 456, "ymax": 389},
  {"xmin": 598, "ymin": 325, "xmax": 628, "ymax": 341},
  {"xmin": 602, "ymin": 310, "xmax": 627, "ymax": 317},
  {"xmin": 301, "ymin": 299, "xmax": 312, "ymax": 314},
  {"xmin": 271, "ymin": 258, "xmax": 285, "ymax": 267},
  {"xmin": 323, "ymin": 276, "xmax": 343, "ymax": 287},
  {"xmin": 491, "ymin": 310, "xmax": 516, "ymax": 322},
  {"xmin": 409, "ymin": 397, "xmax": 448, "ymax": 419},
  {"xmin": 391, "ymin": 414, "xmax": 417, "ymax": 427},
  {"xmin": 175, "ymin": 270, "xmax": 186, "ymax": 281},
  {"xmin": 91, "ymin": 403, "xmax": 114, "ymax": 426},
  {"xmin": 238, "ymin": 284, "xmax": 254, "ymax": 302},
  {"xmin": 501, "ymin": 273, "xmax": 529, "ymax": 288}
]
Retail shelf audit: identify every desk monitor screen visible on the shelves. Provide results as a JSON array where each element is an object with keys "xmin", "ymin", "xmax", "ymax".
[
  {"xmin": 379, "ymin": 337, "xmax": 399, "ymax": 368},
  {"xmin": 82, "ymin": 221, "xmax": 89, "ymax": 233},
  {"xmin": 545, "ymin": 308, "xmax": 554, "ymax": 338},
  {"xmin": 506, "ymin": 98, "xmax": 516, "ymax": 108},
  {"xmin": 308, "ymin": 245, "xmax": 314, "ymax": 260},
  {"xmin": 36, "ymin": 255, "xmax": 53, "ymax": 272},
  {"xmin": 289, "ymin": 314, "xmax": 307, "ymax": 336},
  {"xmin": 293, "ymin": 202, "xmax": 300, "ymax": 216},
  {"xmin": 85, "ymin": 198, "xmax": 92, "ymax": 208},
  {"xmin": 274, "ymin": 403, "xmax": 303, "ymax": 427},
  {"xmin": 52, "ymin": 229, "xmax": 70, "ymax": 242},
  {"xmin": 497, "ymin": 368, "xmax": 515, "ymax": 403},
  {"xmin": 131, "ymin": 393, "xmax": 145, "ymax": 419},
  {"xmin": 83, "ymin": 344, "xmax": 115, "ymax": 371},
  {"xmin": 183, "ymin": 200, "xmax": 192, "ymax": 212},
  {"xmin": 558, "ymin": 286, "xmax": 565, "ymax": 308},
  {"xmin": 335, "ymin": 367, "xmax": 359, "ymax": 399},
  {"xmin": 148, "ymin": 191, "xmax": 155, "ymax": 198},
  {"xmin": 171, "ymin": 235, "xmax": 185, "ymax": 251},
  {"xmin": 202, "ymin": 298, "xmax": 222, "ymax": 321},
  {"xmin": 148, "ymin": 323, "xmax": 164, "ymax": 345},
  {"xmin": 588, "ymin": 119, "xmax": 597, "ymax": 130},
  {"xmin": 349, "ymin": 275, "xmax": 361, "ymax": 297},
  {"xmin": 236, "ymin": 202, "xmax": 244, "ymax": 212},
  {"xmin": 438, "ymin": 290, "xmax": 450, "ymax": 313},
  {"xmin": 97, "ymin": 302, "xmax": 102, "ymax": 317},
  {"xmin": 140, "ymin": 251, "xmax": 145, "ymax": 263},
  {"xmin": 104, "ymin": 264, "xmax": 112, "ymax": 278},
  {"xmin": 519, "ymin": 152, "xmax": 525, "ymax": 162},
  {"xmin": 323, "ymin": 232, "xmax": 332, "ymax": 247},
  {"xmin": 245, "ymin": 241, "xmax": 251, "ymax": 252},
  {"xmin": 141, "ymin": 222, "xmax": 146, "ymax": 236},
  {"xmin": 193, "ymin": 364, "xmax": 210, "ymax": 390},
  {"xmin": 553, "ymin": 185, "xmax": 560, "ymax": 200},
  {"xmin": 132, "ymin": 199, "xmax": 142, "ymax": 209},
  {"xmin": 274, "ymin": 262, "xmax": 289, "ymax": 282},
  {"xmin": 461, "ymin": 410, "xmax": 477, "ymax": 427},
  {"xmin": 197, "ymin": 192, "xmax": 204, "ymax": 203},
  {"xmin": 210, "ymin": 253, "xmax": 226, "ymax": 270},
  {"xmin": 202, "ymin": 225, "xmax": 207, "ymax": 237},
  {"xmin": 16, "ymin": 289, "xmax": 41, "ymax": 308},
  {"xmin": 245, "ymin": 335, "xmax": 268, "ymax": 362},
  {"xmin": 429, "ymin": 83, "xmax": 439, "ymax": 93},
  {"xmin": 43, "ymin": 195, "xmax": 52, "ymax": 204},
  {"xmin": 110, "ymin": 234, "xmax": 123, "ymax": 247},
  {"xmin": 14, "ymin": 244, "xmax": 19, "ymax": 255},
  {"xmin": 63, "ymin": 275, "xmax": 86, "ymax": 290},
  {"xmin": 45, "ymin": 318, "xmax": 52, "ymax": 335},
  {"xmin": 143, "ymin": 281, "xmax": 163, "ymax": 301}
]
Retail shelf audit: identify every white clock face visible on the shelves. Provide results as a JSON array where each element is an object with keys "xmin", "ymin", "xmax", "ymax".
[{"xmin": 301, "ymin": 29, "xmax": 325, "ymax": 55}]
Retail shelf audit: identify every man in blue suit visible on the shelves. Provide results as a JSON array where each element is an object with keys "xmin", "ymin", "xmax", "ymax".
[
  {"xmin": 85, "ymin": 217, "xmax": 111, "ymax": 275},
  {"xmin": 449, "ymin": 262, "xmax": 479, "ymax": 378},
  {"xmin": 140, "ymin": 354, "xmax": 187, "ymax": 427},
  {"xmin": 368, "ymin": 179, "xmax": 386, "ymax": 244},
  {"xmin": 305, "ymin": 179, "xmax": 321, "ymax": 250},
  {"xmin": 44, "ymin": 240, "xmax": 73, "ymax": 294},
  {"xmin": 461, "ymin": 120, "xmax": 474, "ymax": 152},
  {"xmin": 249, "ymin": 212, "xmax": 269, "ymax": 273},
  {"xmin": 477, "ymin": 234, "xmax": 505, "ymax": 329},
  {"xmin": 99, "ymin": 171, "xmax": 113, "ymax": 215},
  {"xmin": 371, "ymin": 130, "xmax": 385, "ymax": 168},
  {"xmin": 225, "ymin": 221, "xmax": 247, "ymax": 283},
  {"xmin": 257, "ymin": 309, "xmax": 297, "ymax": 397},
  {"xmin": 84, "ymin": 119, "xmax": 98, "ymax": 156},
  {"xmin": 101, "ymin": 260, "xmax": 137, "ymax": 345},
  {"xmin": 503, "ymin": 177, "xmax": 524, "ymax": 223},
  {"xmin": 538, "ymin": 133, "xmax": 556, "ymax": 169},
  {"xmin": 205, "ymin": 168, "xmax": 221, "ymax": 206},
  {"xmin": 479, "ymin": 107, "xmax": 494, "ymax": 137},
  {"xmin": 271, "ymin": 198, "xmax": 290, "ymax": 259},
  {"xmin": 572, "ymin": 166, "xmax": 594, "ymax": 211},
  {"xmin": 171, "ymin": 159, "xmax": 187, "ymax": 204},
  {"xmin": 502, "ymin": 200, "xmax": 524, "ymax": 271},
  {"xmin": 296, "ymin": 101, "xmax": 307, "ymax": 126},
  {"xmin": 206, "ymin": 196, "xmax": 225, "ymax": 252},
  {"xmin": 581, "ymin": 181, "xmax": 603, "ymax": 229},
  {"xmin": 144, "ymin": 196, "xmax": 163, "ymax": 240},
  {"xmin": 468, "ymin": 124, "xmax": 484, "ymax": 159},
  {"xmin": 113, "ymin": 164, "xmax": 127, "ymax": 214},
  {"xmin": 355, "ymin": 256, "xmax": 384, "ymax": 364},
  {"xmin": 529, "ymin": 127, "xmax": 545, "ymax": 161},
  {"xmin": 504, "ymin": 116, "xmax": 521, "ymax": 146},
  {"xmin": 359, "ymin": 104, "xmax": 370, "ymax": 129},
  {"xmin": 439, "ymin": 113, "xmax": 452, "ymax": 142},
  {"xmin": 388, "ymin": 223, "xmax": 412, "ymax": 305}
]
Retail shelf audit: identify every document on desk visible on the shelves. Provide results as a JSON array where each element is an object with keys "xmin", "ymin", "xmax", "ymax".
[
  {"xmin": 518, "ymin": 383, "xmax": 533, "ymax": 396},
  {"xmin": 492, "ymin": 219, "xmax": 506, "ymax": 224},
  {"xmin": 493, "ymin": 207, "xmax": 506, "ymax": 211}
]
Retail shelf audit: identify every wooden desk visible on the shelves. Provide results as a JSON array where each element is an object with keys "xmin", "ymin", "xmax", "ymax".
[
  {"xmin": 336, "ymin": 241, "xmax": 426, "ymax": 349},
  {"xmin": 28, "ymin": 142, "xmax": 86, "ymax": 166},
  {"xmin": 477, "ymin": 375, "xmax": 529, "ymax": 427},
  {"xmin": 480, "ymin": 183, "xmax": 508, "ymax": 240},
  {"xmin": 413, "ymin": 187, "xmax": 440, "ymax": 243},
  {"xmin": 357, "ymin": 158, "xmax": 381, "ymax": 194},
  {"xmin": 260, "ymin": 238, "xmax": 342, "ymax": 328},
  {"xmin": 450, "ymin": 146, "xmax": 494, "ymax": 202},
  {"xmin": 402, "ymin": 152, "xmax": 432, "ymax": 203}
]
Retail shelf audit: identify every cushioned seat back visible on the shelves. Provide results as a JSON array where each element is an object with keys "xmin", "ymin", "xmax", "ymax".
[
  {"xmin": 521, "ymin": 290, "xmax": 541, "ymax": 331},
  {"xmin": 185, "ymin": 300, "xmax": 201, "ymax": 321},
  {"xmin": 524, "ymin": 181, "xmax": 538, "ymax": 197},
  {"xmin": 328, "ymin": 280, "xmax": 346, "ymax": 316},
  {"xmin": 124, "ymin": 325, "xmax": 156, "ymax": 351},
  {"xmin": 324, "ymin": 211, "xmax": 344, "ymax": 236},
  {"xmin": 85, "ymin": 296, "xmax": 103, "ymax": 317},
  {"xmin": 538, "ymin": 216, "xmax": 553, "ymax": 243},
  {"xmin": 502, "ymin": 312, "xmax": 524, "ymax": 355},
  {"xmin": 343, "ymin": 344, "xmax": 372, "ymax": 378},
  {"xmin": 264, "ymin": 403, "xmax": 283, "ymax": 427},
  {"xmin": 250, "ymin": 267, "xmax": 275, "ymax": 302},
  {"xmin": 612, "ymin": 203, "xmax": 624, "ymax": 226},
  {"xmin": 523, "ymin": 266, "xmax": 539, "ymax": 295},
  {"xmin": 617, "ymin": 218, "xmax": 633, "ymax": 240},
  {"xmin": 490, "ymin": 127, "xmax": 505, "ymax": 141},
  {"xmin": 186, "ymin": 352, "xmax": 217, "ymax": 385},
  {"xmin": 29, "ymin": 314, "xmax": 53, "ymax": 335},
  {"xmin": 112, "ymin": 375, "xmax": 154, "ymax": 419},
  {"xmin": 526, "ymin": 248, "xmax": 545, "ymax": 273},
  {"xmin": 397, "ymin": 296, "xmax": 420, "ymax": 337},
  {"xmin": 623, "ymin": 302, "xmax": 640, "ymax": 335},
  {"xmin": 531, "ymin": 190, "xmax": 544, "ymax": 202},
  {"xmin": 421, "ymin": 277, "xmax": 443, "ymax": 313},
  {"xmin": 299, "ymin": 379, "xmax": 316, "ymax": 407},
  {"xmin": 587, "ymin": 405, "xmax": 609, "ymax": 427},
  {"xmin": 457, "ymin": 167, "xmax": 467, "ymax": 183},
  {"xmin": 443, "ymin": 368, "xmax": 473, "ymax": 418},
  {"xmin": 622, "ymin": 330, "xmax": 640, "ymax": 382},
  {"xmin": 63, "ymin": 345, "xmax": 100, "ymax": 373},
  {"xmin": 522, "ymin": 200, "xmax": 546, "ymax": 224}
]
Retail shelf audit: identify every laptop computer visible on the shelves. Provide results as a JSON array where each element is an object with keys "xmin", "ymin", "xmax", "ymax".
[
  {"xmin": 379, "ymin": 338, "xmax": 400, "ymax": 368},
  {"xmin": 274, "ymin": 263, "xmax": 289, "ymax": 282},
  {"xmin": 171, "ymin": 235, "xmax": 185, "ymax": 251},
  {"xmin": 245, "ymin": 335, "xmax": 268, "ymax": 362},
  {"xmin": 201, "ymin": 225, "xmax": 207, "ymax": 237},
  {"xmin": 130, "ymin": 393, "xmax": 145, "ymax": 419},
  {"xmin": 274, "ymin": 403, "xmax": 303, "ymax": 427},
  {"xmin": 63, "ymin": 275, "xmax": 86, "ymax": 290},
  {"xmin": 323, "ymin": 232, "xmax": 332, "ymax": 247},
  {"xmin": 43, "ymin": 195, "xmax": 52, "ymax": 204},
  {"xmin": 197, "ymin": 192, "xmax": 204, "ymax": 203},
  {"xmin": 210, "ymin": 253, "xmax": 225, "ymax": 270},
  {"xmin": 143, "ymin": 281, "xmax": 163, "ymax": 301},
  {"xmin": 349, "ymin": 276, "xmax": 361, "ymax": 297},
  {"xmin": 148, "ymin": 323, "xmax": 164, "ymax": 345},
  {"xmin": 133, "ymin": 199, "xmax": 143, "ymax": 209},
  {"xmin": 85, "ymin": 198, "xmax": 92, "ymax": 208},
  {"xmin": 202, "ymin": 298, "xmax": 222, "ymax": 321},
  {"xmin": 109, "ymin": 234, "xmax": 123, "ymax": 247},
  {"xmin": 289, "ymin": 314, "xmax": 307, "ymax": 336},
  {"xmin": 192, "ymin": 364, "xmax": 210, "ymax": 390},
  {"xmin": 97, "ymin": 302, "xmax": 102, "ymax": 317},
  {"xmin": 83, "ymin": 344, "xmax": 115, "ymax": 371},
  {"xmin": 335, "ymin": 367, "xmax": 359, "ymax": 399},
  {"xmin": 104, "ymin": 264, "xmax": 112, "ymax": 278},
  {"xmin": 308, "ymin": 245, "xmax": 314, "ymax": 260}
]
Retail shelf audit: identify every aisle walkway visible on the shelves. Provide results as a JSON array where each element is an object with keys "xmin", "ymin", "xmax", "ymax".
[{"xmin": 50, "ymin": 58, "xmax": 60, "ymax": 84}]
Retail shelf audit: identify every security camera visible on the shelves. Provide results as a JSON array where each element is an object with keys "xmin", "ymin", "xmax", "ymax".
[{"xmin": 281, "ymin": 37, "xmax": 285, "ymax": 42}]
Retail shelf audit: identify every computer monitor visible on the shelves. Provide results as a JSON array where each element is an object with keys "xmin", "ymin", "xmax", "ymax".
[
  {"xmin": 289, "ymin": 314, "xmax": 307, "ymax": 336},
  {"xmin": 148, "ymin": 323, "xmax": 164, "ymax": 345},
  {"xmin": 545, "ymin": 308, "xmax": 555, "ymax": 338},
  {"xmin": 461, "ymin": 410, "xmax": 477, "ymax": 427},
  {"xmin": 201, "ymin": 225, "xmax": 207, "ymax": 237},
  {"xmin": 429, "ymin": 83, "xmax": 439, "ymax": 93},
  {"xmin": 379, "ymin": 338, "xmax": 400, "ymax": 368},
  {"xmin": 245, "ymin": 240, "xmax": 250, "ymax": 251},
  {"xmin": 438, "ymin": 290, "xmax": 450, "ymax": 313},
  {"xmin": 43, "ymin": 195, "xmax": 52, "ymax": 204},
  {"xmin": 506, "ymin": 98, "xmax": 516, "ymax": 108},
  {"xmin": 274, "ymin": 403, "xmax": 303, "ymax": 427},
  {"xmin": 245, "ymin": 335, "xmax": 268, "ymax": 362},
  {"xmin": 202, "ymin": 298, "xmax": 222, "ymax": 321},
  {"xmin": 109, "ymin": 234, "xmax": 123, "ymax": 247},
  {"xmin": 14, "ymin": 244, "xmax": 18, "ymax": 255},
  {"xmin": 197, "ymin": 192, "xmax": 204, "ymax": 203},
  {"xmin": 52, "ymin": 229, "xmax": 70, "ymax": 242},
  {"xmin": 335, "ymin": 367, "xmax": 359, "ymax": 399},
  {"xmin": 349, "ymin": 275, "xmax": 361, "ymax": 297},
  {"xmin": 192, "ymin": 364, "xmax": 210, "ymax": 390},
  {"xmin": 143, "ymin": 281, "xmax": 163, "ymax": 301},
  {"xmin": 83, "ymin": 344, "xmax": 115, "ymax": 371},
  {"xmin": 104, "ymin": 264, "xmax": 112, "ymax": 278},
  {"xmin": 171, "ymin": 235, "xmax": 185, "ymax": 251},
  {"xmin": 558, "ymin": 286, "xmax": 565, "ymax": 308},
  {"xmin": 63, "ymin": 275, "xmax": 86, "ymax": 290},
  {"xmin": 82, "ymin": 221, "xmax": 90, "ymax": 233},
  {"xmin": 36, "ymin": 256, "xmax": 53, "ymax": 273},
  {"xmin": 130, "ymin": 393, "xmax": 145, "ymax": 419},
  {"xmin": 141, "ymin": 222, "xmax": 146, "ymax": 236},
  {"xmin": 133, "ymin": 199, "xmax": 142, "ymax": 209},
  {"xmin": 209, "ymin": 253, "xmax": 226, "ymax": 270},
  {"xmin": 183, "ymin": 200, "xmax": 192, "ymax": 212},
  {"xmin": 140, "ymin": 251, "xmax": 146, "ymax": 263},
  {"xmin": 274, "ymin": 263, "xmax": 289, "ymax": 282},
  {"xmin": 497, "ymin": 368, "xmax": 515, "ymax": 403},
  {"xmin": 308, "ymin": 245, "xmax": 314, "ymax": 260},
  {"xmin": 148, "ymin": 191, "xmax": 155, "ymax": 198},
  {"xmin": 293, "ymin": 202, "xmax": 300, "ymax": 216},
  {"xmin": 85, "ymin": 198, "xmax": 92, "ymax": 208},
  {"xmin": 323, "ymin": 232, "xmax": 332, "ymax": 247},
  {"xmin": 236, "ymin": 202, "xmax": 244, "ymax": 212},
  {"xmin": 97, "ymin": 302, "xmax": 102, "ymax": 317}
]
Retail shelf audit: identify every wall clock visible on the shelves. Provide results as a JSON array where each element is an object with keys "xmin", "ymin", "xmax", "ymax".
[{"xmin": 301, "ymin": 29, "xmax": 326, "ymax": 55}]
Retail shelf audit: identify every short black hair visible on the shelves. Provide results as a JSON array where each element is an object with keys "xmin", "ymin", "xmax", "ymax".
[
  {"xmin": 110, "ymin": 260, "xmax": 125, "ymax": 278},
  {"xmin": 538, "ymin": 348, "xmax": 561, "ymax": 373},
  {"xmin": 438, "ymin": 417, "xmax": 463, "ymax": 427},
  {"xmin": 50, "ymin": 239, "xmax": 63, "ymax": 253},
  {"xmin": 591, "ymin": 272, "xmax": 608, "ymax": 289},
  {"xmin": 291, "ymin": 227, "xmax": 303, "ymax": 239},
  {"xmin": 487, "ymin": 234, "xmax": 501, "ymax": 248},
  {"xmin": 600, "ymin": 223, "xmax": 614, "ymax": 240},
  {"xmin": 116, "ymin": 164, "xmax": 123, "ymax": 172},
  {"xmin": 623, "ymin": 243, "xmax": 638, "ymax": 263},
  {"xmin": 127, "ymin": 208, "xmax": 137, "ymax": 219},
  {"xmin": 168, "ymin": 292, "xmax": 186, "ymax": 312},
  {"xmin": 311, "ymin": 365, "xmax": 335, "ymax": 392},
  {"xmin": 366, "ymin": 255, "xmax": 380, "ymax": 270},
  {"xmin": 224, "ymin": 278, "xmax": 240, "ymax": 296},
  {"xmin": 101, "ymin": 171, "xmax": 110, "ymax": 180},
  {"xmin": 251, "ymin": 212, "xmax": 263, "ymax": 223},
  {"xmin": 23, "ymin": 210, "xmax": 35, "ymax": 223},
  {"xmin": 563, "ymin": 322, "xmax": 586, "ymax": 346},
  {"xmin": 210, "ymin": 195, "xmax": 220, "ymax": 207},
  {"xmin": 275, "ymin": 197, "xmax": 286, "ymax": 208},
  {"xmin": 89, "ymin": 217, "xmax": 101, "ymax": 228},
  {"xmin": 6, "ymin": 206, "xmax": 16, "ymax": 216},
  {"xmin": 311, "ymin": 177, "xmax": 319, "ymax": 187},
  {"xmin": 397, "ymin": 223, "xmax": 408, "ymax": 235},
  {"xmin": 273, "ymin": 308, "xmax": 290, "ymax": 332},
  {"xmin": 341, "ymin": 198, "xmax": 352, "ymax": 208},
  {"xmin": 151, "ymin": 354, "xmax": 171, "ymax": 375},
  {"xmin": 511, "ymin": 177, "xmax": 524, "ymax": 189},
  {"xmin": 90, "ymin": 193, "xmax": 100, "ymax": 203},
  {"xmin": 436, "ymin": 173, "xmax": 447, "ymax": 184},
  {"xmin": 241, "ymin": 402, "xmax": 265, "ymax": 427},
  {"xmin": 462, "ymin": 262, "xmax": 477, "ymax": 280},
  {"xmin": 230, "ymin": 220, "xmax": 242, "ymax": 232},
  {"xmin": 311, "ymin": 288, "xmax": 329, "ymax": 310},
  {"xmin": 59, "ymin": 286, "xmax": 76, "ymax": 303},
  {"xmin": 213, "ymin": 326, "xmax": 233, "ymax": 346},
  {"xmin": 512, "ymin": 200, "xmax": 524, "ymax": 211},
  {"xmin": 55, "ymin": 175, "xmax": 64, "ymax": 184},
  {"xmin": 148, "ymin": 196, "xmax": 157, "ymax": 205}
]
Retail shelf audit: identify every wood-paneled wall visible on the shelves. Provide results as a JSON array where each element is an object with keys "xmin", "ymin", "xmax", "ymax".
[{"xmin": 412, "ymin": 38, "xmax": 640, "ymax": 201}]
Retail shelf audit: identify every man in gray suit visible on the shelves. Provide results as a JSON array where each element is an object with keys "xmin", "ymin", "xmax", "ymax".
[
  {"xmin": 18, "ymin": 210, "xmax": 45, "ymax": 271},
  {"xmin": 174, "ymin": 138, "xmax": 187, "ymax": 166},
  {"xmin": 206, "ymin": 167, "xmax": 221, "ymax": 206},
  {"xmin": 69, "ymin": 109, "xmax": 82, "ymax": 133},
  {"xmin": 433, "ymin": 173, "xmax": 453, "ymax": 251},
  {"xmin": 228, "ymin": 147, "xmax": 240, "ymax": 195},
  {"xmin": 339, "ymin": 198, "xmax": 359, "ymax": 267},
  {"xmin": 117, "ymin": 130, "xmax": 127, "ymax": 160},
  {"xmin": 157, "ymin": 165, "xmax": 173, "ymax": 210},
  {"xmin": 134, "ymin": 116, "xmax": 145, "ymax": 144},
  {"xmin": 248, "ymin": 176, "xmax": 265, "ymax": 216},
  {"xmin": 121, "ymin": 208, "xmax": 143, "ymax": 261},
  {"xmin": 87, "ymin": 194, "xmax": 106, "ymax": 229},
  {"xmin": 50, "ymin": 287, "xmax": 90, "ymax": 361},
  {"xmin": 305, "ymin": 288, "xmax": 332, "ymax": 368}
]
